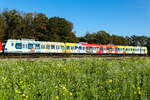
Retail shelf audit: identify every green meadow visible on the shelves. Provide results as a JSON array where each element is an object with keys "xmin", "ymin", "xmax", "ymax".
[{"xmin": 0, "ymin": 58, "xmax": 150, "ymax": 100}]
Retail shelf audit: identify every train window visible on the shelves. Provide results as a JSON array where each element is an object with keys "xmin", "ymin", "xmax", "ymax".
[
  {"xmin": 11, "ymin": 43, "xmax": 14, "ymax": 46},
  {"xmin": 75, "ymin": 46, "xmax": 78, "ymax": 50},
  {"xmin": 15, "ymin": 43, "xmax": 22, "ymax": 49},
  {"xmin": 110, "ymin": 48, "xmax": 112, "ymax": 51},
  {"xmin": 101, "ymin": 47, "xmax": 103, "ymax": 51},
  {"xmin": 107, "ymin": 48, "xmax": 109, "ymax": 51},
  {"xmin": 35, "ymin": 44, "xmax": 40, "ymax": 49},
  {"xmin": 61, "ymin": 46, "xmax": 65, "ymax": 50},
  {"xmin": 115, "ymin": 48, "xmax": 117, "ymax": 51},
  {"xmin": 79, "ymin": 46, "xmax": 82, "ymax": 50},
  {"xmin": 83, "ymin": 47, "xmax": 85, "ymax": 50},
  {"xmin": 56, "ymin": 46, "xmax": 60, "ymax": 50},
  {"xmin": 97, "ymin": 47, "xmax": 100, "ymax": 51},
  {"xmin": 28, "ymin": 44, "xmax": 33, "ymax": 49},
  {"xmin": 86, "ymin": 47, "xmax": 89, "ymax": 50},
  {"xmin": 128, "ymin": 49, "xmax": 130, "ymax": 51},
  {"xmin": 41, "ymin": 45, "xmax": 45, "ymax": 49},
  {"xmin": 51, "ymin": 45, "xmax": 55, "ymax": 49},
  {"xmin": 67, "ymin": 46, "xmax": 70, "ymax": 50},
  {"xmin": 46, "ymin": 45, "xmax": 50, "ymax": 49},
  {"xmin": 126, "ymin": 48, "xmax": 128, "ymax": 51},
  {"xmin": 118, "ymin": 48, "xmax": 120, "ymax": 51},
  {"xmin": 104, "ymin": 47, "xmax": 106, "ymax": 51},
  {"xmin": 120, "ymin": 48, "xmax": 123, "ymax": 51},
  {"xmin": 112, "ymin": 48, "xmax": 114, "ymax": 51},
  {"xmin": 123, "ymin": 48, "xmax": 125, "ymax": 51},
  {"xmin": 71, "ymin": 46, "xmax": 74, "ymax": 50},
  {"xmin": 92, "ymin": 47, "xmax": 95, "ymax": 50},
  {"xmin": 22, "ymin": 44, "xmax": 25, "ymax": 48},
  {"xmin": 90, "ymin": 47, "xmax": 92, "ymax": 50}
]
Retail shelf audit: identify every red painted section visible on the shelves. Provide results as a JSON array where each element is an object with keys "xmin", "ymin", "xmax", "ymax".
[
  {"xmin": 0, "ymin": 42, "xmax": 2, "ymax": 52},
  {"xmin": 82, "ymin": 43, "xmax": 120, "ymax": 54}
]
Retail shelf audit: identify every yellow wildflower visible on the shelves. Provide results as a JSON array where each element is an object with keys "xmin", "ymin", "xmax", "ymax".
[
  {"xmin": 22, "ymin": 94, "xmax": 25, "ymax": 97},
  {"xmin": 134, "ymin": 91, "xmax": 137, "ymax": 95},
  {"xmin": 138, "ymin": 90, "xmax": 141, "ymax": 95},
  {"xmin": 137, "ymin": 87, "xmax": 140, "ymax": 90},
  {"xmin": 113, "ymin": 90, "xmax": 116, "ymax": 93},
  {"xmin": 15, "ymin": 89, "xmax": 21, "ymax": 94},
  {"xmin": 69, "ymin": 92, "xmax": 72, "ymax": 96},
  {"xmin": 108, "ymin": 79, "xmax": 112, "ymax": 83},
  {"xmin": 63, "ymin": 86, "xmax": 67, "ymax": 91},
  {"xmin": 26, "ymin": 96, "xmax": 29, "ymax": 98},
  {"xmin": 56, "ymin": 96, "xmax": 59, "ymax": 100},
  {"xmin": 108, "ymin": 90, "xmax": 112, "ymax": 93},
  {"xmin": 132, "ymin": 85, "xmax": 135, "ymax": 89}
]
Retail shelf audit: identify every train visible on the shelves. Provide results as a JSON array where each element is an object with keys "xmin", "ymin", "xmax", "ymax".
[{"xmin": 0, "ymin": 39, "xmax": 147, "ymax": 55}]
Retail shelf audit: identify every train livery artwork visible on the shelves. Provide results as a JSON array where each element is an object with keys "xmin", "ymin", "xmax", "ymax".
[{"xmin": 1, "ymin": 39, "xmax": 148, "ymax": 55}]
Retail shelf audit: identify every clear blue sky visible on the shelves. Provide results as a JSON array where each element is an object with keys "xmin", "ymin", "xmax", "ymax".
[{"xmin": 0, "ymin": 0, "xmax": 150, "ymax": 37}]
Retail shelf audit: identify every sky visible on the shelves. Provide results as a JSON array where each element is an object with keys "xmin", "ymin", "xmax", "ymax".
[{"xmin": 0, "ymin": 0, "xmax": 150, "ymax": 37}]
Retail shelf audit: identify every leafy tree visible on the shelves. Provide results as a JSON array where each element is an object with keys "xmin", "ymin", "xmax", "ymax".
[
  {"xmin": 136, "ymin": 36, "xmax": 147, "ymax": 46},
  {"xmin": 96, "ymin": 31, "xmax": 111, "ymax": 44},
  {"xmin": 2, "ymin": 10, "xmax": 23, "ymax": 39},
  {"xmin": 111, "ymin": 35, "xmax": 125, "ymax": 45},
  {"xmin": 47, "ymin": 17, "xmax": 76, "ymax": 42},
  {"xmin": 84, "ymin": 32, "xmax": 97, "ymax": 44},
  {"xmin": 0, "ymin": 15, "xmax": 5, "ymax": 41},
  {"xmin": 21, "ymin": 13, "xmax": 35, "ymax": 39},
  {"xmin": 34, "ymin": 13, "xmax": 48, "ymax": 41}
]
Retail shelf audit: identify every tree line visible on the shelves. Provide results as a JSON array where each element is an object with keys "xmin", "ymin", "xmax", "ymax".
[
  {"xmin": 0, "ymin": 9, "xmax": 150, "ymax": 50},
  {"xmin": 79, "ymin": 31, "xmax": 149, "ymax": 47},
  {"xmin": 0, "ymin": 9, "xmax": 76, "ymax": 42}
]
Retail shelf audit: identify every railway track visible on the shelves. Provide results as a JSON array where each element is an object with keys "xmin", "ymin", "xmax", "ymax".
[{"xmin": 0, "ymin": 53, "xmax": 148, "ymax": 59}]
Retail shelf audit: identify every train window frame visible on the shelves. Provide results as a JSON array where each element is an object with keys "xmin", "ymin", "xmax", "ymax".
[
  {"xmin": 11, "ymin": 43, "xmax": 14, "ymax": 46},
  {"xmin": 67, "ymin": 46, "xmax": 70, "ymax": 50},
  {"xmin": 120, "ymin": 48, "xmax": 123, "ymax": 51},
  {"xmin": 75, "ymin": 46, "xmax": 78, "ymax": 50},
  {"xmin": 22, "ymin": 44, "xmax": 25, "ymax": 48},
  {"xmin": 112, "ymin": 48, "xmax": 114, "ymax": 51},
  {"xmin": 83, "ymin": 47, "xmax": 85, "ymax": 50},
  {"xmin": 61, "ymin": 46, "xmax": 65, "ymax": 50},
  {"xmin": 71, "ymin": 46, "xmax": 74, "ymax": 50},
  {"xmin": 115, "ymin": 48, "xmax": 118, "ymax": 51},
  {"xmin": 28, "ymin": 43, "xmax": 33, "ymax": 49},
  {"xmin": 46, "ymin": 45, "xmax": 50, "ymax": 49},
  {"xmin": 51, "ymin": 45, "xmax": 55, "ymax": 49},
  {"xmin": 79, "ymin": 46, "xmax": 82, "ymax": 50},
  {"xmin": 97, "ymin": 47, "xmax": 100, "ymax": 51},
  {"xmin": 107, "ymin": 48, "xmax": 109, "ymax": 51},
  {"xmin": 15, "ymin": 43, "xmax": 22, "ymax": 49},
  {"xmin": 123, "ymin": 48, "xmax": 125, "ymax": 51},
  {"xmin": 56, "ymin": 45, "xmax": 60, "ymax": 50},
  {"xmin": 101, "ymin": 47, "xmax": 103, "ymax": 51},
  {"xmin": 86, "ymin": 47, "xmax": 89, "ymax": 50},
  {"xmin": 41, "ymin": 45, "xmax": 45, "ymax": 49},
  {"xmin": 35, "ymin": 44, "xmax": 40, "ymax": 49},
  {"xmin": 104, "ymin": 47, "xmax": 106, "ymax": 51},
  {"xmin": 110, "ymin": 48, "xmax": 112, "ymax": 51}
]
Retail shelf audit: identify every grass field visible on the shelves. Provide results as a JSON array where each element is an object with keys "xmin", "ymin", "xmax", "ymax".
[{"xmin": 0, "ymin": 58, "xmax": 150, "ymax": 100}]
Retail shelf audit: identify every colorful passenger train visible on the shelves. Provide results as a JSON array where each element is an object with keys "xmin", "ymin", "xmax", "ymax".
[{"xmin": 0, "ymin": 39, "xmax": 148, "ymax": 55}]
